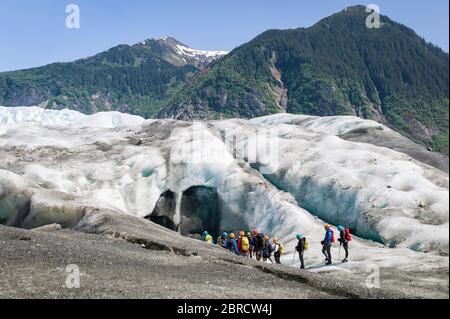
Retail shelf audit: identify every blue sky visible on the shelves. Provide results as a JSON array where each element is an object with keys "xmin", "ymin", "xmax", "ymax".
[{"xmin": 0, "ymin": 0, "xmax": 448, "ymax": 72}]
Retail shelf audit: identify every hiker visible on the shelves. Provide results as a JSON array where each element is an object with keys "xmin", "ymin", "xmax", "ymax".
[
  {"xmin": 246, "ymin": 232, "xmax": 254, "ymax": 258},
  {"xmin": 321, "ymin": 224, "xmax": 333, "ymax": 265},
  {"xmin": 273, "ymin": 237, "xmax": 284, "ymax": 264},
  {"xmin": 250, "ymin": 229, "xmax": 259, "ymax": 259},
  {"xmin": 295, "ymin": 233, "xmax": 307, "ymax": 269},
  {"xmin": 217, "ymin": 232, "xmax": 228, "ymax": 249},
  {"xmin": 202, "ymin": 231, "xmax": 213, "ymax": 244},
  {"xmin": 237, "ymin": 231, "xmax": 251, "ymax": 257},
  {"xmin": 226, "ymin": 233, "xmax": 236, "ymax": 253},
  {"xmin": 337, "ymin": 225, "xmax": 351, "ymax": 262},
  {"xmin": 254, "ymin": 231, "xmax": 265, "ymax": 261},
  {"xmin": 262, "ymin": 235, "xmax": 274, "ymax": 263}
]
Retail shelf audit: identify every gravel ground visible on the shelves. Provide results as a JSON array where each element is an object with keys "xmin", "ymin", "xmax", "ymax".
[
  {"xmin": 0, "ymin": 211, "xmax": 447, "ymax": 299},
  {"xmin": 0, "ymin": 225, "xmax": 333, "ymax": 299}
]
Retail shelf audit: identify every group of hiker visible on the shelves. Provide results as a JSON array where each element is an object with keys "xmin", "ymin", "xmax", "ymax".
[
  {"xmin": 318, "ymin": 224, "xmax": 351, "ymax": 266},
  {"xmin": 201, "ymin": 229, "xmax": 285, "ymax": 264},
  {"xmin": 200, "ymin": 223, "xmax": 352, "ymax": 269}
]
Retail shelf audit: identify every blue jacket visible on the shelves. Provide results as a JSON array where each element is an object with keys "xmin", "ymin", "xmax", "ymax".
[
  {"xmin": 225, "ymin": 238, "xmax": 239, "ymax": 254},
  {"xmin": 324, "ymin": 229, "xmax": 333, "ymax": 246}
]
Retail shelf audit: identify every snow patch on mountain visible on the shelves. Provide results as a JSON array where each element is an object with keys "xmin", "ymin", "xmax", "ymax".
[
  {"xmin": 151, "ymin": 36, "xmax": 228, "ymax": 67},
  {"xmin": 174, "ymin": 44, "xmax": 228, "ymax": 59}
]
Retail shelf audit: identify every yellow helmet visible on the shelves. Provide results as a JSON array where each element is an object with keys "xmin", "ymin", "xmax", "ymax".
[{"xmin": 324, "ymin": 224, "xmax": 330, "ymax": 230}]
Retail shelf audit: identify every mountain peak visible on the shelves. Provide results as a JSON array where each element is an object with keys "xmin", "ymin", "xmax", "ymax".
[
  {"xmin": 314, "ymin": 4, "xmax": 380, "ymax": 25},
  {"xmin": 158, "ymin": 10, "xmax": 449, "ymax": 155},
  {"xmin": 138, "ymin": 36, "xmax": 228, "ymax": 68},
  {"xmin": 344, "ymin": 4, "xmax": 370, "ymax": 12}
]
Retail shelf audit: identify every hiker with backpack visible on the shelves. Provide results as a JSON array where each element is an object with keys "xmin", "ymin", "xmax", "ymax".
[
  {"xmin": 237, "ymin": 231, "xmax": 251, "ymax": 257},
  {"xmin": 250, "ymin": 229, "xmax": 258, "ymax": 259},
  {"xmin": 226, "ymin": 233, "xmax": 237, "ymax": 253},
  {"xmin": 217, "ymin": 232, "xmax": 228, "ymax": 249},
  {"xmin": 273, "ymin": 238, "xmax": 284, "ymax": 264},
  {"xmin": 295, "ymin": 233, "xmax": 308, "ymax": 269},
  {"xmin": 262, "ymin": 235, "xmax": 274, "ymax": 263},
  {"xmin": 254, "ymin": 231, "xmax": 265, "ymax": 261},
  {"xmin": 202, "ymin": 231, "xmax": 213, "ymax": 244},
  {"xmin": 247, "ymin": 232, "xmax": 254, "ymax": 258},
  {"xmin": 321, "ymin": 224, "xmax": 334, "ymax": 265},
  {"xmin": 337, "ymin": 225, "xmax": 351, "ymax": 262}
]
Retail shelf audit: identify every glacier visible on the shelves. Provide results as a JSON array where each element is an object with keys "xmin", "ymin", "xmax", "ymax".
[{"xmin": 0, "ymin": 106, "xmax": 448, "ymax": 286}]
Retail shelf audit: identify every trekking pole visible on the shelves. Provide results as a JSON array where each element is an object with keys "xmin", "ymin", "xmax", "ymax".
[
  {"xmin": 338, "ymin": 244, "xmax": 342, "ymax": 260},
  {"xmin": 292, "ymin": 251, "xmax": 297, "ymax": 265}
]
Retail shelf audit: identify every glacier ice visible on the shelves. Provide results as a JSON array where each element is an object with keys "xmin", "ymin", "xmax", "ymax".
[
  {"xmin": 0, "ymin": 107, "xmax": 448, "ymax": 274},
  {"xmin": 214, "ymin": 115, "xmax": 449, "ymax": 253},
  {"xmin": 0, "ymin": 106, "xmax": 145, "ymax": 129}
]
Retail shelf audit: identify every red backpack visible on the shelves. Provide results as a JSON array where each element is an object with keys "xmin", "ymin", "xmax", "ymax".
[
  {"xmin": 345, "ymin": 228, "xmax": 352, "ymax": 241},
  {"xmin": 330, "ymin": 229, "xmax": 335, "ymax": 243},
  {"xmin": 237, "ymin": 238, "xmax": 242, "ymax": 252}
]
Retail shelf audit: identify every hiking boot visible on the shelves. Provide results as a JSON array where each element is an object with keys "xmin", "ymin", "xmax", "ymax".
[{"xmin": 342, "ymin": 258, "xmax": 348, "ymax": 263}]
